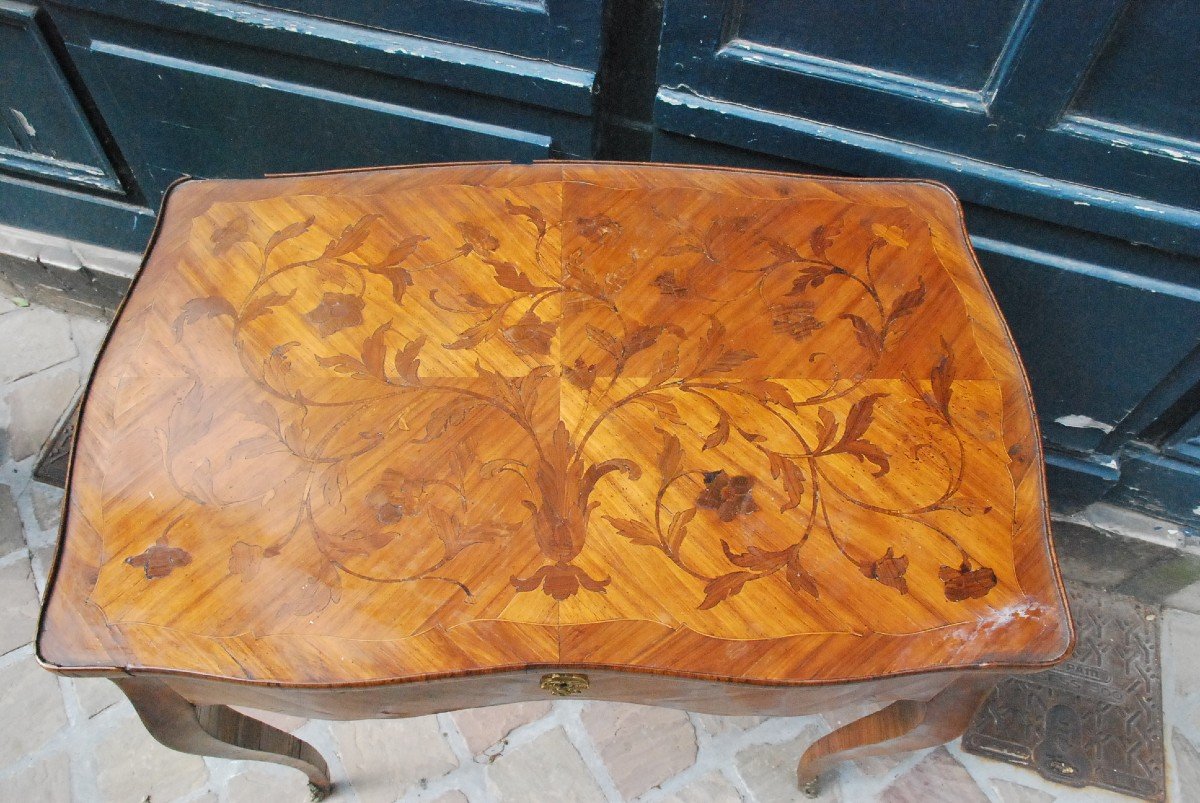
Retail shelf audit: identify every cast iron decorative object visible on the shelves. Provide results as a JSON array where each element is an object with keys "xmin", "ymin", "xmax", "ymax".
[
  {"xmin": 964, "ymin": 581, "xmax": 1164, "ymax": 801},
  {"xmin": 36, "ymin": 162, "xmax": 1072, "ymax": 798}
]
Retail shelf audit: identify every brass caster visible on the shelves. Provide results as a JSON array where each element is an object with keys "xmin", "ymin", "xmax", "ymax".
[
  {"xmin": 309, "ymin": 781, "xmax": 332, "ymax": 801},
  {"xmin": 801, "ymin": 776, "xmax": 821, "ymax": 798}
]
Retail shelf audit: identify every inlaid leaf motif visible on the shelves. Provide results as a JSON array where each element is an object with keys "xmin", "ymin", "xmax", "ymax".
[
  {"xmin": 666, "ymin": 508, "xmax": 696, "ymax": 555},
  {"xmin": 429, "ymin": 508, "xmax": 517, "ymax": 559},
  {"xmin": 585, "ymin": 324, "xmax": 621, "ymax": 360},
  {"xmin": 487, "ymin": 258, "xmax": 540, "ymax": 293},
  {"xmin": 287, "ymin": 562, "xmax": 340, "ymax": 617},
  {"xmin": 930, "ymin": 340, "xmax": 956, "ymax": 421},
  {"xmin": 703, "ymin": 410, "xmax": 730, "ymax": 450},
  {"xmin": 698, "ymin": 571, "xmax": 755, "ymax": 610},
  {"xmin": 322, "ymin": 214, "xmax": 381, "ymax": 259},
  {"xmin": 658, "ymin": 431, "xmax": 683, "ymax": 479},
  {"xmin": 735, "ymin": 425, "xmax": 765, "ymax": 444},
  {"xmin": 633, "ymin": 394, "xmax": 684, "ymax": 425},
  {"xmin": 623, "ymin": 324, "xmax": 670, "ymax": 360},
  {"xmin": 362, "ymin": 322, "xmax": 391, "ymax": 380},
  {"xmin": 786, "ymin": 551, "xmax": 820, "ymax": 598},
  {"xmin": 739, "ymin": 380, "xmax": 797, "ymax": 412},
  {"xmin": 210, "ymin": 214, "xmax": 252, "ymax": 256},
  {"xmin": 321, "ymin": 529, "xmax": 393, "ymax": 563},
  {"xmin": 662, "ymin": 242, "xmax": 705, "ymax": 257},
  {"xmin": 840, "ymin": 313, "xmax": 883, "ymax": 356},
  {"xmin": 841, "ymin": 394, "xmax": 885, "ymax": 445},
  {"xmin": 173, "ymin": 297, "xmax": 235, "ymax": 341},
  {"xmin": 653, "ymin": 270, "xmax": 689, "ymax": 297},
  {"xmin": 815, "ymin": 408, "xmax": 838, "ymax": 452},
  {"xmin": 721, "ymin": 541, "xmax": 787, "ymax": 572},
  {"xmin": 316, "ymin": 353, "xmax": 368, "ymax": 379},
  {"xmin": 505, "ymin": 199, "xmax": 547, "ymax": 238},
  {"xmin": 221, "ymin": 434, "xmax": 283, "ymax": 471},
  {"xmin": 511, "ymin": 563, "xmax": 610, "ymax": 600},
  {"xmin": 777, "ymin": 457, "xmax": 806, "ymax": 513},
  {"xmin": 243, "ymin": 289, "xmax": 296, "ymax": 326},
  {"xmin": 787, "ymin": 267, "xmax": 837, "ymax": 293},
  {"xmin": 810, "ymin": 220, "xmax": 841, "ymax": 258},
  {"xmin": 416, "ymin": 397, "xmax": 484, "ymax": 444},
  {"xmin": 647, "ymin": 344, "xmax": 681, "ymax": 387},
  {"xmin": 366, "ymin": 236, "xmax": 425, "ymax": 301},
  {"xmin": 322, "ymin": 463, "xmax": 347, "ymax": 508},
  {"xmin": 393, "ymin": 336, "xmax": 425, "ymax": 385},
  {"xmin": 707, "ymin": 348, "xmax": 757, "ymax": 373},
  {"xmin": 445, "ymin": 315, "xmax": 503, "ymax": 351},
  {"xmin": 263, "ymin": 216, "xmax": 315, "ymax": 259},
  {"xmin": 887, "ymin": 277, "xmax": 926, "ymax": 325},
  {"xmin": 826, "ymin": 393, "xmax": 891, "ymax": 477},
  {"xmin": 605, "ymin": 516, "xmax": 658, "ymax": 547},
  {"xmin": 761, "ymin": 236, "xmax": 802, "ymax": 263}
]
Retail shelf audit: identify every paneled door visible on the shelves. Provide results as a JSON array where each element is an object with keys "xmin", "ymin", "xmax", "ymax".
[{"xmin": 651, "ymin": 0, "xmax": 1200, "ymax": 528}]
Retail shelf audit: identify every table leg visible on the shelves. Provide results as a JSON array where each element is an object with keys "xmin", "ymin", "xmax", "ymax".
[
  {"xmin": 797, "ymin": 677, "xmax": 994, "ymax": 797},
  {"xmin": 114, "ymin": 677, "xmax": 332, "ymax": 800}
]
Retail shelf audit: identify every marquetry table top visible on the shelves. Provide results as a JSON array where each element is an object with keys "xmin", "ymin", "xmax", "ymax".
[{"xmin": 38, "ymin": 162, "xmax": 1072, "ymax": 687}]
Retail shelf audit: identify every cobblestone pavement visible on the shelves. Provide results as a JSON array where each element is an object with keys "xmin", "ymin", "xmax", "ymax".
[{"xmin": 0, "ymin": 286, "xmax": 1197, "ymax": 802}]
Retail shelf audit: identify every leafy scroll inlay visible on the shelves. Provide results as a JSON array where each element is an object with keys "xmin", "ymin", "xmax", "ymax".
[{"xmin": 156, "ymin": 194, "xmax": 998, "ymax": 617}]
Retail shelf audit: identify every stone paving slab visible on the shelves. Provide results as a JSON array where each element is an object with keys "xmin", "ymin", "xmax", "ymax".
[{"xmin": 0, "ymin": 290, "xmax": 1197, "ymax": 801}]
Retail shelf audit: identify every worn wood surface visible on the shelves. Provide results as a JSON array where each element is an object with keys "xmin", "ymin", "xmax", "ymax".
[{"xmin": 38, "ymin": 162, "xmax": 1072, "ymax": 694}]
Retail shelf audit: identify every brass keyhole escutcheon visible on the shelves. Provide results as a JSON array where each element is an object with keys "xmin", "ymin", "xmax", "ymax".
[{"xmin": 540, "ymin": 672, "xmax": 589, "ymax": 696}]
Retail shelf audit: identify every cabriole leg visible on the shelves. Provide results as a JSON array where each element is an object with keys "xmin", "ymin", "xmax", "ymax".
[
  {"xmin": 798, "ymin": 677, "xmax": 993, "ymax": 797},
  {"xmin": 114, "ymin": 677, "xmax": 332, "ymax": 800}
]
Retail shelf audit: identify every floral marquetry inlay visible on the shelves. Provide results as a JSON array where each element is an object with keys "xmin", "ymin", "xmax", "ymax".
[{"xmin": 38, "ymin": 163, "xmax": 1071, "ymax": 686}]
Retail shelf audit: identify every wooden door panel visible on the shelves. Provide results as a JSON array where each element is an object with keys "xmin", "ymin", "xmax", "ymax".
[
  {"xmin": 81, "ymin": 42, "xmax": 552, "ymax": 200},
  {"xmin": 655, "ymin": 0, "xmax": 1200, "ymax": 255},
  {"xmin": 731, "ymin": 0, "xmax": 1027, "ymax": 90},
  {"xmin": 1066, "ymin": 0, "xmax": 1199, "ymax": 142},
  {"xmin": 252, "ymin": 0, "xmax": 602, "ymax": 70},
  {"xmin": 0, "ymin": 1, "xmax": 120, "ymax": 192}
]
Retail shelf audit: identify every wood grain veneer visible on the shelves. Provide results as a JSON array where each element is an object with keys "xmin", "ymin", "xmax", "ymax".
[{"xmin": 35, "ymin": 162, "xmax": 1073, "ymax": 794}]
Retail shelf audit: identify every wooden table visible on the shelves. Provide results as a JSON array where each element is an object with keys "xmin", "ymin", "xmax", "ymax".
[{"xmin": 37, "ymin": 162, "xmax": 1073, "ymax": 797}]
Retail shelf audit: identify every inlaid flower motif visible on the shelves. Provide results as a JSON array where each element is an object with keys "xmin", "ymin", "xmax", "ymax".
[
  {"xmin": 501, "ymin": 312, "xmax": 554, "ymax": 356},
  {"xmin": 939, "ymin": 562, "xmax": 997, "ymax": 601},
  {"xmin": 125, "ymin": 537, "xmax": 192, "ymax": 580},
  {"xmin": 305, "ymin": 292, "xmax": 364, "ymax": 337},
  {"xmin": 653, "ymin": 271, "xmax": 689, "ymax": 297},
  {"xmin": 564, "ymin": 357, "xmax": 597, "ymax": 390},
  {"xmin": 511, "ymin": 562, "xmax": 610, "ymax": 600},
  {"xmin": 859, "ymin": 547, "xmax": 909, "ymax": 594},
  {"xmin": 228, "ymin": 541, "xmax": 264, "ymax": 581},
  {"xmin": 367, "ymin": 470, "xmax": 427, "ymax": 525},
  {"xmin": 697, "ymin": 470, "xmax": 759, "ymax": 522},
  {"xmin": 575, "ymin": 214, "xmax": 621, "ymax": 244},
  {"xmin": 771, "ymin": 301, "xmax": 824, "ymax": 342}
]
